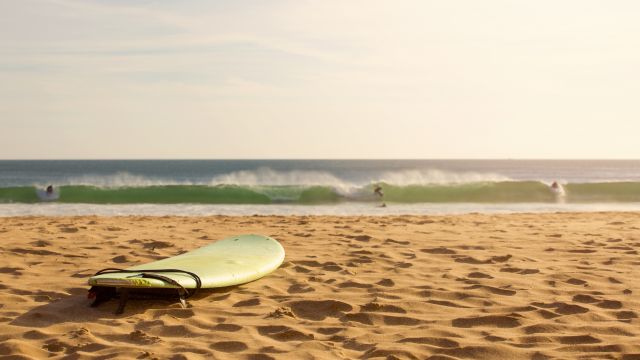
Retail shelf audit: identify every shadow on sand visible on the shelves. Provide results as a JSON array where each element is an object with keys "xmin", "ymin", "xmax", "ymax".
[{"xmin": 10, "ymin": 286, "xmax": 240, "ymax": 327}]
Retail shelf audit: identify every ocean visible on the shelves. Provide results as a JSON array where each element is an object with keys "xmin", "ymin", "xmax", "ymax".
[{"xmin": 1, "ymin": 159, "xmax": 639, "ymax": 216}]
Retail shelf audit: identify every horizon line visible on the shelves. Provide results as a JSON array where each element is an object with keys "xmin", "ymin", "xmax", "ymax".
[{"xmin": 2, "ymin": 158, "xmax": 640, "ymax": 161}]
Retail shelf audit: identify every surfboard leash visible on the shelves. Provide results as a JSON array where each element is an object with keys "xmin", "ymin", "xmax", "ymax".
[
  {"xmin": 89, "ymin": 268, "xmax": 203, "ymax": 314},
  {"xmin": 93, "ymin": 268, "xmax": 203, "ymax": 297}
]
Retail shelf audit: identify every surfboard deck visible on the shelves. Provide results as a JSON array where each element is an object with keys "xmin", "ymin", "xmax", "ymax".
[{"xmin": 89, "ymin": 234, "xmax": 285, "ymax": 289}]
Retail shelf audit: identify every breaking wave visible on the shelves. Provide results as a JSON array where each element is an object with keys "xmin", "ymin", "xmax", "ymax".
[{"xmin": 1, "ymin": 180, "xmax": 639, "ymax": 204}]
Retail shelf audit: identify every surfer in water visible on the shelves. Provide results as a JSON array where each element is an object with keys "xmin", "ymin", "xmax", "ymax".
[
  {"xmin": 550, "ymin": 181, "xmax": 566, "ymax": 201},
  {"xmin": 374, "ymin": 184, "xmax": 386, "ymax": 207},
  {"xmin": 38, "ymin": 184, "xmax": 59, "ymax": 202}
]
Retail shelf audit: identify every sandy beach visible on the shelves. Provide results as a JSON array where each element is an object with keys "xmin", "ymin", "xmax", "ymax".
[{"xmin": 0, "ymin": 212, "xmax": 639, "ymax": 359}]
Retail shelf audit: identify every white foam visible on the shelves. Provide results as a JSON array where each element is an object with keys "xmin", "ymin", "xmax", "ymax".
[
  {"xmin": 3, "ymin": 203, "xmax": 640, "ymax": 217},
  {"xmin": 209, "ymin": 167, "xmax": 345, "ymax": 186},
  {"xmin": 208, "ymin": 167, "xmax": 362, "ymax": 196},
  {"xmin": 376, "ymin": 169, "xmax": 512, "ymax": 186},
  {"xmin": 44, "ymin": 172, "xmax": 187, "ymax": 188},
  {"xmin": 33, "ymin": 167, "xmax": 515, "ymax": 190}
]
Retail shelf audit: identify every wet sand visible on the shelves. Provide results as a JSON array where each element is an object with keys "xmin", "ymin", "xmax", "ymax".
[{"xmin": 0, "ymin": 213, "xmax": 639, "ymax": 359}]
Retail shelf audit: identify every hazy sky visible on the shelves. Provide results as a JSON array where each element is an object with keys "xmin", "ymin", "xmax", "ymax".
[{"xmin": 1, "ymin": 0, "xmax": 639, "ymax": 159}]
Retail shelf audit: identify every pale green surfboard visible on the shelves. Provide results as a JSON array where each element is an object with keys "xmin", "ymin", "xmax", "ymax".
[{"xmin": 88, "ymin": 234, "xmax": 285, "ymax": 290}]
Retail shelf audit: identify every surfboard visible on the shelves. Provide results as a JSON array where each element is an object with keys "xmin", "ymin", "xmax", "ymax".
[{"xmin": 88, "ymin": 234, "xmax": 285, "ymax": 312}]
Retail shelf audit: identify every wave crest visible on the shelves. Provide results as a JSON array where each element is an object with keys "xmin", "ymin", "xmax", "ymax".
[{"xmin": 376, "ymin": 169, "xmax": 512, "ymax": 186}]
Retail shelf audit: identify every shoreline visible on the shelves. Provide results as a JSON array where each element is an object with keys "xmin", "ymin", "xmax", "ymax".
[
  {"xmin": 3, "ymin": 202, "xmax": 640, "ymax": 217},
  {"xmin": 1, "ymin": 213, "xmax": 639, "ymax": 359}
]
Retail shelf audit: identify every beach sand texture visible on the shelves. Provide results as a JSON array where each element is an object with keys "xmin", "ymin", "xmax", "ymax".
[{"xmin": 0, "ymin": 213, "xmax": 639, "ymax": 359}]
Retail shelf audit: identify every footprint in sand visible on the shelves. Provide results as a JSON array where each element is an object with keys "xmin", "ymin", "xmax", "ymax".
[
  {"xmin": 453, "ymin": 256, "xmax": 492, "ymax": 265},
  {"xmin": 468, "ymin": 272, "xmax": 493, "ymax": 279},
  {"xmin": 149, "ymin": 308, "xmax": 195, "ymax": 319},
  {"xmin": 257, "ymin": 326, "xmax": 314, "ymax": 341},
  {"xmin": 484, "ymin": 334, "xmax": 508, "ymax": 342},
  {"xmin": 292, "ymin": 232, "xmax": 312, "ymax": 238},
  {"xmin": 500, "ymin": 267, "xmax": 540, "ymax": 275},
  {"xmin": 401, "ymin": 252, "xmax": 416, "ymax": 259},
  {"xmin": 566, "ymin": 278, "xmax": 588, "ymax": 286},
  {"xmin": 363, "ymin": 347, "xmax": 424, "ymax": 359},
  {"xmin": 343, "ymin": 338, "xmax": 375, "ymax": 351},
  {"xmin": 42, "ymin": 340, "xmax": 70, "ymax": 353},
  {"xmin": 287, "ymin": 283, "xmax": 315, "ymax": 294},
  {"xmin": 29, "ymin": 240, "xmax": 52, "ymax": 247},
  {"xmin": 11, "ymin": 248, "xmax": 59, "ymax": 256},
  {"xmin": 572, "ymin": 294, "xmax": 599, "ymax": 304},
  {"xmin": 531, "ymin": 301, "xmax": 589, "ymax": 315},
  {"xmin": 233, "ymin": 298, "xmax": 261, "ymax": 307},
  {"xmin": 490, "ymin": 254, "xmax": 512, "ymax": 262},
  {"xmin": 322, "ymin": 263, "xmax": 344, "ymax": 271},
  {"xmin": 360, "ymin": 302, "xmax": 406, "ymax": 314},
  {"xmin": 292, "ymin": 265, "xmax": 311, "ymax": 273},
  {"xmin": 376, "ymin": 278, "xmax": 395, "ymax": 287},
  {"xmin": 142, "ymin": 240, "xmax": 173, "ymax": 250},
  {"xmin": 556, "ymin": 335, "xmax": 601, "ymax": 344},
  {"xmin": 522, "ymin": 324, "xmax": 565, "ymax": 335},
  {"xmin": 597, "ymin": 300, "xmax": 623, "ymax": 309},
  {"xmin": 293, "ymin": 260, "xmax": 323, "ymax": 268},
  {"xmin": 341, "ymin": 312, "xmax": 421, "ymax": 326},
  {"xmin": 106, "ymin": 226, "xmax": 126, "ymax": 231},
  {"xmin": 111, "ymin": 255, "xmax": 129, "ymax": 264},
  {"xmin": 452, "ymin": 315, "xmax": 521, "ymax": 328},
  {"xmin": 0, "ymin": 267, "xmax": 23, "ymax": 275},
  {"xmin": 350, "ymin": 235, "xmax": 372, "ymax": 242},
  {"xmin": 465, "ymin": 285, "xmax": 517, "ymax": 296},
  {"xmin": 395, "ymin": 262, "xmax": 412, "ymax": 268},
  {"xmin": 398, "ymin": 337, "xmax": 459, "ymax": 349},
  {"xmin": 422, "ymin": 247, "xmax": 456, "ymax": 255},
  {"xmin": 350, "ymin": 250, "xmax": 373, "ymax": 255},
  {"xmin": 338, "ymin": 280, "xmax": 373, "ymax": 289},
  {"xmin": 287, "ymin": 300, "xmax": 352, "ymax": 321},
  {"xmin": 23, "ymin": 329, "xmax": 49, "ymax": 340},
  {"xmin": 316, "ymin": 327, "xmax": 344, "ymax": 335},
  {"xmin": 384, "ymin": 238, "xmax": 410, "ymax": 245},
  {"xmin": 568, "ymin": 249, "xmax": 597, "ymax": 254},
  {"xmin": 210, "ymin": 341, "xmax": 248, "ymax": 352},
  {"xmin": 128, "ymin": 330, "xmax": 160, "ymax": 345},
  {"xmin": 266, "ymin": 307, "xmax": 295, "ymax": 319},
  {"xmin": 527, "ymin": 310, "xmax": 553, "ymax": 321},
  {"xmin": 247, "ymin": 354, "xmax": 275, "ymax": 360},
  {"xmin": 616, "ymin": 311, "xmax": 638, "ymax": 320},
  {"xmin": 427, "ymin": 299, "xmax": 471, "ymax": 309},
  {"xmin": 213, "ymin": 323, "xmax": 242, "ymax": 332}
]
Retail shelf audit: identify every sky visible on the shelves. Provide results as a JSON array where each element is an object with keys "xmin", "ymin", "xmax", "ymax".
[{"xmin": 1, "ymin": 0, "xmax": 640, "ymax": 159}]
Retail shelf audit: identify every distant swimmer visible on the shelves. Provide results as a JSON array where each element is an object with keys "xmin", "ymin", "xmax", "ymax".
[
  {"xmin": 373, "ymin": 184, "xmax": 386, "ymax": 208},
  {"xmin": 550, "ymin": 181, "xmax": 566, "ymax": 198},
  {"xmin": 37, "ymin": 185, "xmax": 59, "ymax": 201},
  {"xmin": 374, "ymin": 184, "xmax": 384, "ymax": 198}
]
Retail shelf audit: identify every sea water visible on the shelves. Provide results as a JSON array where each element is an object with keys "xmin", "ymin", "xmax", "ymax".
[{"xmin": 1, "ymin": 159, "xmax": 639, "ymax": 216}]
